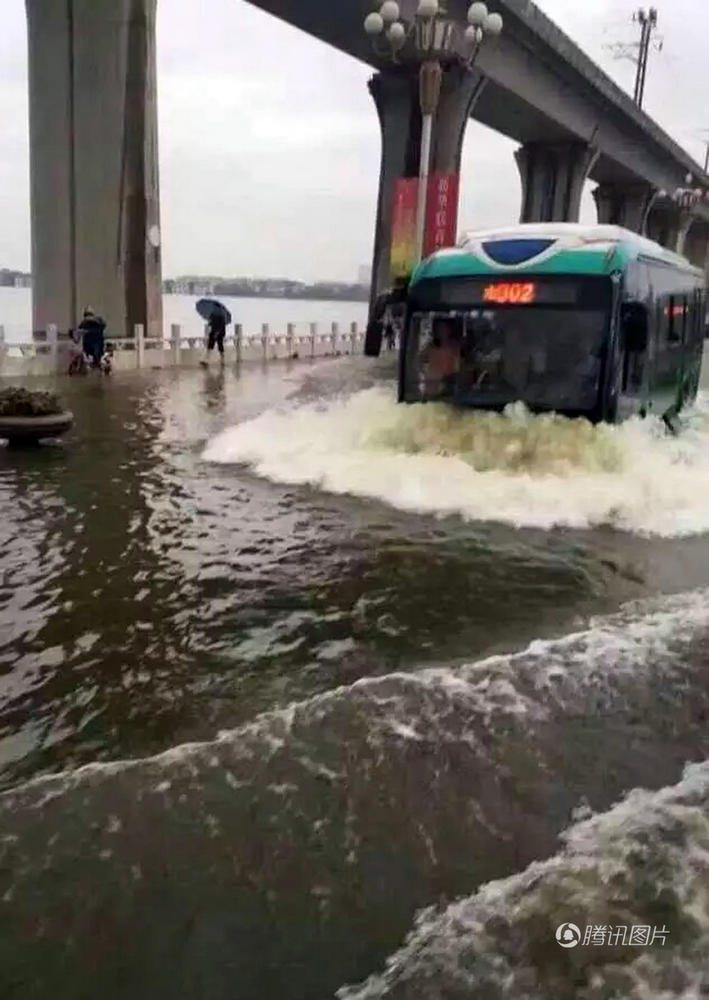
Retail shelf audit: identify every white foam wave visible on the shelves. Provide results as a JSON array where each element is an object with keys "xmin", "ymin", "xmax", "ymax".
[
  {"xmin": 3, "ymin": 587, "xmax": 708, "ymax": 805},
  {"xmin": 3, "ymin": 589, "xmax": 709, "ymax": 1000},
  {"xmin": 202, "ymin": 387, "xmax": 709, "ymax": 536},
  {"xmin": 338, "ymin": 759, "xmax": 709, "ymax": 1000}
]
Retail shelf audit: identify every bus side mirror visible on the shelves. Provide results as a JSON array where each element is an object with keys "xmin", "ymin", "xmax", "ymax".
[
  {"xmin": 364, "ymin": 319, "xmax": 383, "ymax": 357},
  {"xmin": 621, "ymin": 303, "xmax": 648, "ymax": 353}
]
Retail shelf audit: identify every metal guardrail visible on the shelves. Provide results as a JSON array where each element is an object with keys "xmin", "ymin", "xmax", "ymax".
[{"xmin": 0, "ymin": 321, "xmax": 367, "ymax": 375}]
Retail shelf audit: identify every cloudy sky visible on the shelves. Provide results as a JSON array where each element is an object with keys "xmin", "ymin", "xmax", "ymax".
[{"xmin": 1, "ymin": 0, "xmax": 707, "ymax": 283}]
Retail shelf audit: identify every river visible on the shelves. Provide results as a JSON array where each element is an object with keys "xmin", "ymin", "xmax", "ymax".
[
  {"xmin": 1, "ymin": 352, "xmax": 709, "ymax": 998},
  {"xmin": 0, "ymin": 287, "xmax": 369, "ymax": 343}
]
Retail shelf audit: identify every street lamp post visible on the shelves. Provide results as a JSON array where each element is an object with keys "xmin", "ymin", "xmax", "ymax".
[
  {"xmin": 364, "ymin": 0, "xmax": 503, "ymax": 266},
  {"xmin": 669, "ymin": 174, "xmax": 706, "ymax": 255},
  {"xmin": 672, "ymin": 175, "xmax": 704, "ymax": 213},
  {"xmin": 416, "ymin": 60, "xmax": 442, "ymax": 264}
]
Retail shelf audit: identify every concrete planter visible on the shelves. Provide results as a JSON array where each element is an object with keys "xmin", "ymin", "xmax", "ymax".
[{"xmin": 0, "ymin": 411, "xmax": 73, "ymax": 445}]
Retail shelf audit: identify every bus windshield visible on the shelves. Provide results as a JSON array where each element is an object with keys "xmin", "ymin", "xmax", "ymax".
[{"xmin": 403, "ymin": 278, "xmax": 612, "ymax": 414}]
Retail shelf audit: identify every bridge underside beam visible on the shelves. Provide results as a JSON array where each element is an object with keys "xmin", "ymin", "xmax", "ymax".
[{"xmin": 25, "ymin": 0, "xmax": 162, "ymax": 339}]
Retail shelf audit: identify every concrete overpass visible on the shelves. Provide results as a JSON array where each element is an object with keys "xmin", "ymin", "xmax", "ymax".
[{"xmin": 25, "ymin": 0, "xmax": 709, "ymax": 337}]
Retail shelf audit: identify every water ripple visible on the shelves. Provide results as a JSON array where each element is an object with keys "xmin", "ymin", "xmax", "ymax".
[{"xmin": 0, "ymin": 364, "xmax": 696, "ymax": 789}]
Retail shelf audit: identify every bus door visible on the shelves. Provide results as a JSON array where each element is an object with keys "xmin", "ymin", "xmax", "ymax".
[{"xmin": 616, "ymin": 265, "xmax": 651, "ymax": 420}]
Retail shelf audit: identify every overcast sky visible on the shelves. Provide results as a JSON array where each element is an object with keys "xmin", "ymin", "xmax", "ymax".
[{"xmin": 0, "ymin": 0, "xmax": 707, "ymax": 282}]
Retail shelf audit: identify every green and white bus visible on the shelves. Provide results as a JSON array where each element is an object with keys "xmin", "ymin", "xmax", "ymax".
[{"xmin": 392, "ymin": 224, "xmax": 706, "ymax": 426}]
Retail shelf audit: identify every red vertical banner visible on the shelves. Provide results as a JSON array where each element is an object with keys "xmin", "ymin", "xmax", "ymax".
[
  {"xmin": 389, "ymin": 177, "xmax": 419, "ymax": 281},
  {"xmin": 423, "ymin": 172, "xmax": 460, "ymax": 258}
]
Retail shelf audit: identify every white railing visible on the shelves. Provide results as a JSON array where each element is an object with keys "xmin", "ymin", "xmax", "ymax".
[{"xmin": 0, "ymin": 321, "xmax": 367, "ymax": 377}]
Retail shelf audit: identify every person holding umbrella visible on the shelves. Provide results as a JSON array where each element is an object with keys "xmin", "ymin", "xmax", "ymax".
[
  {"xmin": 204, "ymin": 310, "xmax": 226, "ymax": 366},
  {"xmin": 196, "ymin": 298, "xmax": 232, "ymax": 367}
]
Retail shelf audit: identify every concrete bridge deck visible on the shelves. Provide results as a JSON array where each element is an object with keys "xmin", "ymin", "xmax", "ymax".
[{"xmin": 245, "ymin": 0, "xmax": 709, "ymax": 206}]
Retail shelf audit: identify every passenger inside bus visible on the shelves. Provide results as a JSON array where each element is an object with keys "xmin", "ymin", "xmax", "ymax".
[{"xmin": 421, "ymin": 317, "xmax": 462, "ymax": 397}]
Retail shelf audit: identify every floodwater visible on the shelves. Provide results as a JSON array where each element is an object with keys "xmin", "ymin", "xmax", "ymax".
[{"xmin": 1, "ymin": 353, "xmax": 709, "ymax": 998}]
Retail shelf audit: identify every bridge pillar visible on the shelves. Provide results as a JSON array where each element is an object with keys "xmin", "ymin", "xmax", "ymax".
[
  {"xmin": 592, "ymin": 182, "xmax": 657, "ymax": 234},
  {"xmin": 25, "ymin": 0, "xmax": 162, "ymax": 339},
  {"xmin": 368, "ymin": 66, "xmax": 485, "ymax": 312},
  {"xmin": 683, "ymin": 221, "xmax": 709, "ymax": 278},
  {"xmin": 672, "ymin": 211, "xmax": 697, "ymax": 258},
  {"xmin": 515, "ymin": 142, "xmax": 598, "ymax": 224},
  {"xmin": 645, "ymin": 204, "xmax": 698, "ymax": 256}
]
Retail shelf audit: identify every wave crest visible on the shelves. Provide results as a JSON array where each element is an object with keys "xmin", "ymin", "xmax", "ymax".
[
  {"xmin": 338, "ymin": 760, "xmax": 709, "ymax": 1000},
  {"xmin": 203, "ymin": 388, "xmax": 709, "ymax": 536}
]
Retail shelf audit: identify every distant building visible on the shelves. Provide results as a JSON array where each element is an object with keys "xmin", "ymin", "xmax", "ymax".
[
  {"xmin": 0, "ymin": 269, "xmax": 32, "ymax": 288},
  {"xmin": 161, "ymin": 274, "xmax": 369, "ymax": 303},
  {"xmin": 167, "ymin": 276, "xmax": 221, "ymax": 296},
  {"xmin": 357, "ymin": 264, "xmax": 372, "ymax": 287}
]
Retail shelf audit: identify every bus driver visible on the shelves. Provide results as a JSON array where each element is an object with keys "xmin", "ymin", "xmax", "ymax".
[{"xmin": 421, "ymin": 317, "xmax": 462, "ymax": 398}]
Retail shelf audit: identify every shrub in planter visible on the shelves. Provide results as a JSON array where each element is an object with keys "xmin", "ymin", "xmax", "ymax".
[
  {"xmin": 0, "ymin": 388, "xmax": 63, "ymax": 417},
  {"xmin": 0, "ymin": 388, "xmax": 72, "ymax": 444}
]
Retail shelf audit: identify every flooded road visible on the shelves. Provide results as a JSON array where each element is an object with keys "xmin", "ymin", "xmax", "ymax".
[{"xmin": 1, "ymin": 355, "xmax": 709, "ymax": 998}]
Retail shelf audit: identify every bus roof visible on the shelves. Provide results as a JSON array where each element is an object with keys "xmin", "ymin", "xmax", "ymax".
[{"xmin": 410, "ymin": 223, "xmax": 703, "ymax": 284}]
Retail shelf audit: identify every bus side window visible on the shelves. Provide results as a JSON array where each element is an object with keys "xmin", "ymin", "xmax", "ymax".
[
  {"xmin": 666, "ymin": 295, "xmax": 684, "ymax": 343},
  {"xmin": 684, "ymin": 293, "xmax": 696, "ymax": 347},
  {"xmin": 696, "ymin": 291, "xmax": 704, "ymax": 346},
  {"xmin": 687, "ymin": 289, "xmax": 706, "ymax": 354},
  {"xmin": 620, "ymin": 302, "xmax": 648, "ymax": 392},
  {"xmin": 694, "ymin": 288, "xmax": 709, "ymax": 343},
  {"xmin": 666, "ymin": 296, "xmax": 674, "ymax": 341}
]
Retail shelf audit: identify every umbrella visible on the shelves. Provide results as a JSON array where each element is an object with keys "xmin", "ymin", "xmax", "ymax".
[{"xmin": 196, "ymin": 298, "xmax": 232, "ymax": 325}]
